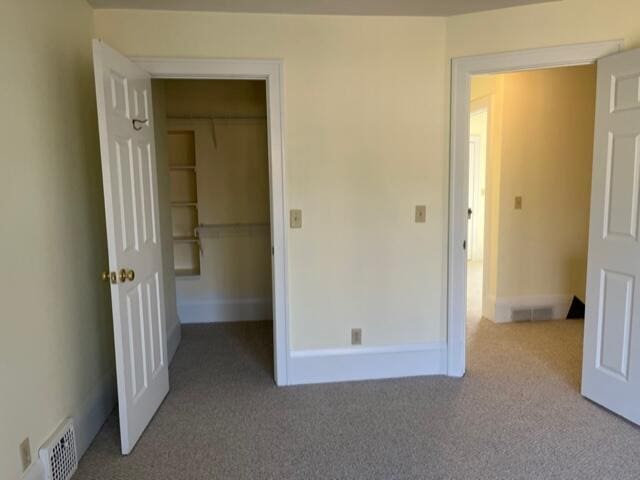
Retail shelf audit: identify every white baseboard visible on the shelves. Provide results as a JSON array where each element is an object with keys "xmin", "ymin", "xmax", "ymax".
[
  {"xmin": 167, "ymin": 320, "xmax": 182, "ymax": 364},
  {"xmin": 177, "ymin": 298, "xmax": 272, "ymax": 324},
  {"xmin": 482, "ymin": 295, "xmax": 496, "ymax": 323},
  {"xmin": 74, "ymin": 369, "xmax": 117, "ymax": 458},
  {"xmin": 46, "ymin": 323, "xmax": 180, "ymax": 474},
  {"xmin": 492, "ymin": 294, "xmax": 573, "ymax": 323},
  {"xmin": 287, "ymin": 342, "xmax": 447, "ymax": 385},
  {"xmin": 21, "ymin": 371, "xmax": 116, "ymax": 480}
]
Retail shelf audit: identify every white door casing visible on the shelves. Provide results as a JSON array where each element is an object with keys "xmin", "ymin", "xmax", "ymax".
[
  {"xmin": 582, "ymin": 48, "xmax": 640, "ymax": 425},
  {"xmin": 448, "ymin": 40, "xmax": 622, "ymax": 377},
  {"xmin": 132, "ymin": 56, "xmax": 290, "ymax": 386},
  {"xmin": 93, "ymin": 39, "xmax": 169, "ymax": 453},
  {"xmin": 467, "ymin": 138, "xmax": 478, "ymax": 261}
]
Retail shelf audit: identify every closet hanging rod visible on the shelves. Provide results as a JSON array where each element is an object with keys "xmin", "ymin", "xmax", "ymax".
[
  {"xmin": 167, "ymin": 115, "xmax": 266, "ymax": 147},
  {"xmin": 166, "ymin": 114, "xmax": 267, "ymax": 120},
  {"xmin": 197, "ymin": 222, "xmax": 269, "ymax": 229},
  {"xmin": 195, "ymin": 222, "xmax": 270, "ymax": 242}
]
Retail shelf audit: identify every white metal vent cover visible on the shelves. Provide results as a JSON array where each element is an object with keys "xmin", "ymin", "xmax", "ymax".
[
  {"xmin": 532, "ymin": 307, "xmax": 554, "ymax": 321},
  {"xmin": 511, "ymin": 308, "xmax": 532, "ymax": 322},
  {"xmin": 511, "ymin": 306, "xmax": 555, "ymax": 322},
  {"xmin": 39, "ymin": 418, "xmax": 78, "ymax": 480}
]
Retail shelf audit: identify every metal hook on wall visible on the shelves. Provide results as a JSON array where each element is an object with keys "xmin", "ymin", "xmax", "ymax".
[{"xmin": 132, "ymin": 118, "xmax": 148, "ymax": 131}]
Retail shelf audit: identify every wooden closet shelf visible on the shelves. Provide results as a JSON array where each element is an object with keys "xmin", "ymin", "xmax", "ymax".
[
  {"xmin": 169, "ymin": 165, "xmax": 196, "ymax": 171},
  {"xmin": 173, "ymin": 236, "xmax": 199, "ymax": 243},
  {"xmin": 175, "ymin": 268, "xmax": 200, "ymax": 278}
]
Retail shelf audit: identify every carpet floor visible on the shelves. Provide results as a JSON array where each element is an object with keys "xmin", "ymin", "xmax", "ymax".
[{"xmin": 76, "ymin": 319, "xmax": 640, "ymax": 479}]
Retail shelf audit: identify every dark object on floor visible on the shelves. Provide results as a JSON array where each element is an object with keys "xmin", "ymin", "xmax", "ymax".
[{"xmin": 567, "ymin": 296, "xmax": 585, "ymax": 319}]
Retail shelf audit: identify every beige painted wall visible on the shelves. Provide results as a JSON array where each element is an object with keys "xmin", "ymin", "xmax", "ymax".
[
  {"xmin": 471, "ymin": 66, "xmax": 596, "ymax": 317},
  {"xmin": 0, "ymin": 1, "xmax": 112, "ymax": 478},
  {"xmin": 494, "ymin": 66, "xmax": 596, "ymax": 301},
  {"xmin": 94, "ymin": 11, "xmax": 449, "ymax": 349},
  {"xmin": 164, "ymin": 79, "xmax": 267, "ymax": 118},
  {"xmin": 159, "ymin": 80, "xmax": 272, "ymax": 315}
]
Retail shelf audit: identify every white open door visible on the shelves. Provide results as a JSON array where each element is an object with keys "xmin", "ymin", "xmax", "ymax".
[
  {"xmin": 582, "ymin": 48, "xmax": 640, "ymax": 425},
  {"xmin": 93, "ymin": 39, "xmax": 169, "ymax": 453}
]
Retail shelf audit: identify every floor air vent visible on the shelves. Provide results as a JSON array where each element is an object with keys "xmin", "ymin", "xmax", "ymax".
[
  {"xmin": 511, "ymin": 308, "xmax": 533, "ymax": 322},
  {"xmin": 39, "ymin": 418, "xmax": 78, "ymax": 480},
  {"xmin": 532, "ymin": 307, "xmax": 554, "ymax": 321},
  {"xmin": 511, "ymin": 306, "xmax": 554, "ymax": 322}
]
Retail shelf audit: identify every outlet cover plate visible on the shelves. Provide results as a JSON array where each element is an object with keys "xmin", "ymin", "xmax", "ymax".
[
  {"xmin": 351, "ymin": 328, "xmax": 362, "ymax": 345},
  {"xmin": 415, "ymin": 205, "xmax": 426, "ymax": 223},
  {"xmin": 19, "ymin": 438, "xmax": 31, "ymax": 472}
]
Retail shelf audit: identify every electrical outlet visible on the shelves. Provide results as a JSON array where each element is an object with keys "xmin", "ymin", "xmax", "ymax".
[
  {"xmin": 19, "ymin": 438, "xmax": 31, "ymax": 472},
  {"xmin": 290, "ymin": 209, "xmax": 302, "ymax": 228},
  {"xmin": 415, "ymin": 205, "xmax": 426, "ymax": 223},
  {"xmin": 351, "ymin": 328, "xmax": 362, "ymax": 345},
  {"xmin": 514, "ymin": 196, "xmax": 523, "ymax": 210}
]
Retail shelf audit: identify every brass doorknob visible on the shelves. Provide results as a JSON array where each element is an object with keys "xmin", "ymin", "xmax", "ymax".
[
  {"xmin": 119, "ymin": 269, "xmax": 135, "ymax": 282},
  {"xmin": 102, "ymin": 271, "xmax": 117, "ymax": 284}
]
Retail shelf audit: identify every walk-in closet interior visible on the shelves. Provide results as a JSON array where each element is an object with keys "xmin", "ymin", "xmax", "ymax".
[{"xmin": 152, "ymin": 79, "xmax": 273, "ymax": 331}]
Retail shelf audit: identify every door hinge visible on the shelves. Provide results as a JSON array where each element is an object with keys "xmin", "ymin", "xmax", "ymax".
[{"xmin": 463, "ymin": 240, "xmax": 467, "ymax": 250}]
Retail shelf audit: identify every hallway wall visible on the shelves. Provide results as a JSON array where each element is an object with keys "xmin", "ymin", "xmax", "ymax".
[
  {"xmin": 496, "ymin": 66, "xmax": 596, "ymax": 301},
  {"xmin": 471, "ymin": 65, "xmax": 597, "ymax": 321}
]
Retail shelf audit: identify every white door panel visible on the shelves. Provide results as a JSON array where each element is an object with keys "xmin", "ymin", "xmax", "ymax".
[
  {"xmin": 582, "ymin": 48, "xmax": 640, "ymax": 425},
  {"xmin": 93, "ymin": 39, "xmax": 169, "ymax": 454}
]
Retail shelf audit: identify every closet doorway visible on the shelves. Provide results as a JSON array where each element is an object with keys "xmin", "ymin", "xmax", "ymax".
[
  {"xmin": 94, "ymin": 44, "xmax": 288, "ymax": 454},
  {"xmin": 153, "ymin": 78, "xmax": 277, "ymax": 376},
  {"xmin": 135, "ymin": 56, "xmax": 289, "ymax": 390}
]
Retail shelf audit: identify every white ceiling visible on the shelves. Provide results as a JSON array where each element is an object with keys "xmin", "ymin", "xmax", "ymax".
[{"xmin": 87, "ymin": 0, "xmax": 560, "ymax": 17}]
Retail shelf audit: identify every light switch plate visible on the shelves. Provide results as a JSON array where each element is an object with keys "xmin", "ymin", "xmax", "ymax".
[
  {"xmin": 514, "ymin": 196, "xmax": 523, "ymax": 210},
  {"xmin": 415, "ymin": 205, "xmax": 426, "ymax": 223},
  {"xmin": 290, "ymin": 209, "xmax": 302, "ymax": 228}
]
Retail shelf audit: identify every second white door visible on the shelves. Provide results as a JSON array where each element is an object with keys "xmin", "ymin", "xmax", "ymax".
[{"xmin": 582, "ymin": 47, "xmax": 640, "ymax": 426}]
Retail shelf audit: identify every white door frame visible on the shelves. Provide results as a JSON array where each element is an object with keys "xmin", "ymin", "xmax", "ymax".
[
  {"xmin": 448, "ymin": 40, "xmax": 622, "ymax": 377},
  {"xmin": 467, "ymin": 134, "xmax": 480, "ymax": 261},
  {"xmin": 469, "ymin": 106, "xmax": 488, "ymax": 263},
  {"xmin": 132, "ymin": 57, "xmax": 290, "ymax": 386}
]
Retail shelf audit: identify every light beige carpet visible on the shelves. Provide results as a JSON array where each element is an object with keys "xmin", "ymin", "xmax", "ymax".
[{"xmin": 76, "ymin": 319, "xmax": 640, "ymax": 479}]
